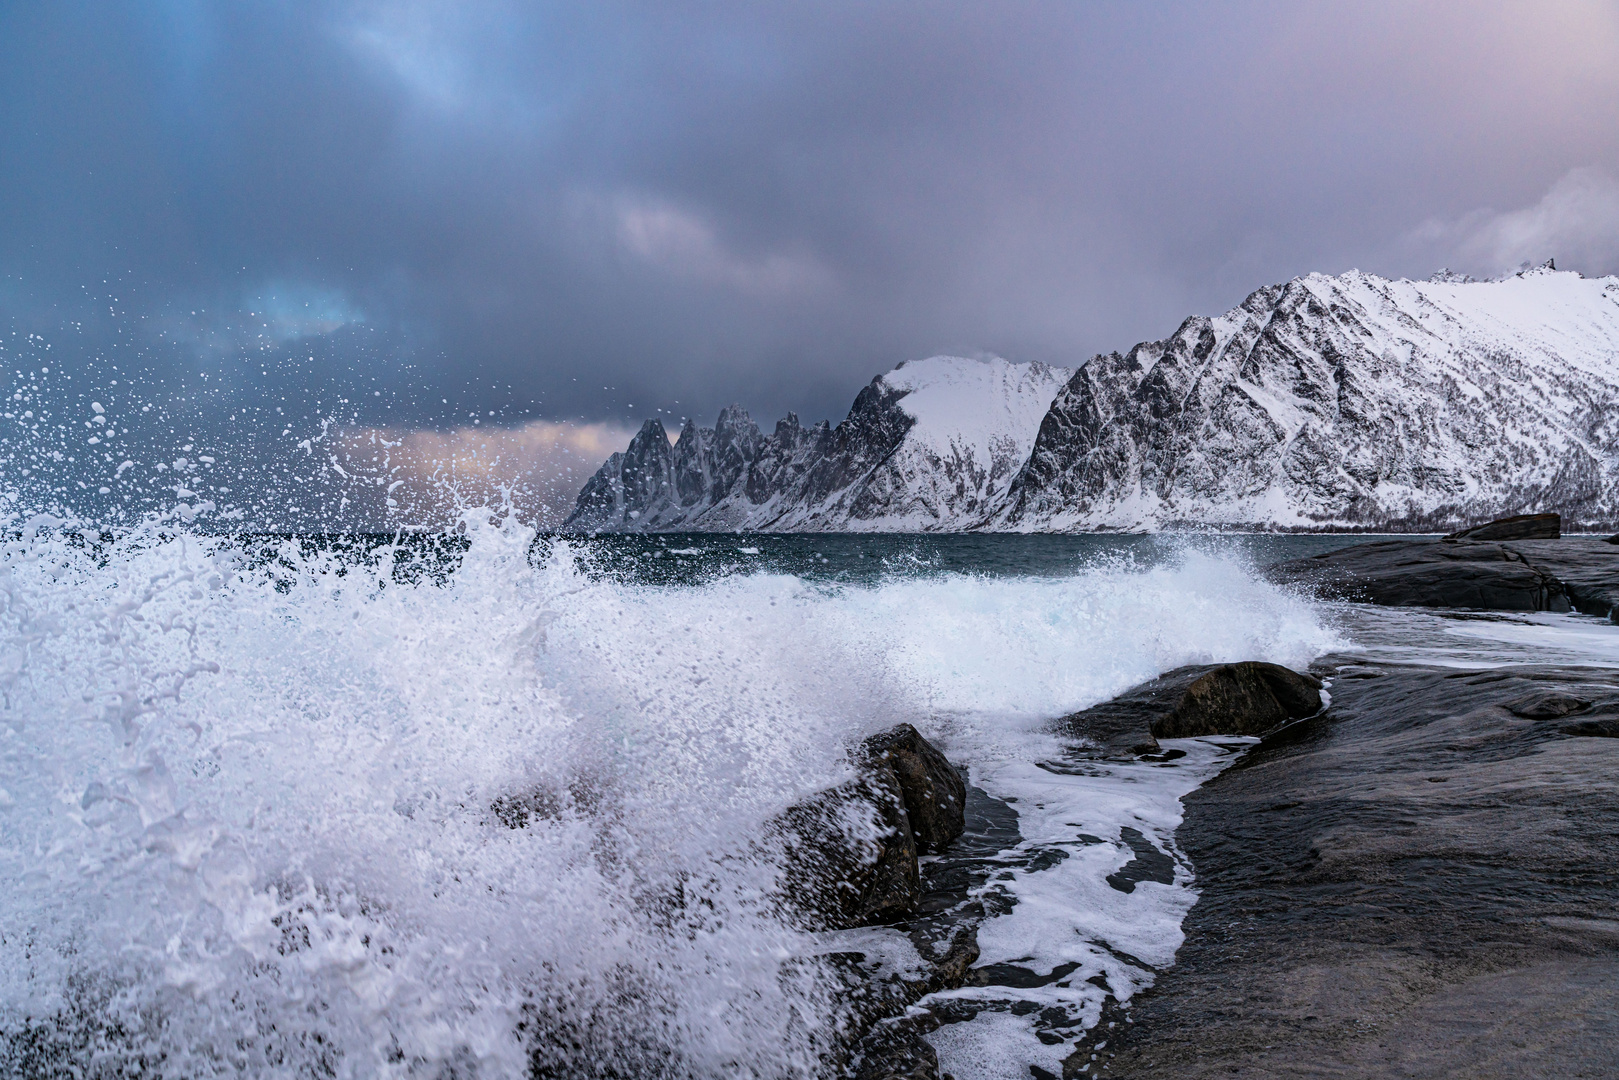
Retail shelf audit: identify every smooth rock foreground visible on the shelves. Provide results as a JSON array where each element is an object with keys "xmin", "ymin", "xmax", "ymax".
[
  {"xmin": 1077, "ymin": 662, "xmax": 1619, "ymax": 1079},
  {"xmin": 1268, "ymin": 528, "xmax": 1619, "ymax": 620}
]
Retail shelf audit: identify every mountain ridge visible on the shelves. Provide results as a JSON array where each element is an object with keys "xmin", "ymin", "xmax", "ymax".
[{"xmin": 564, "ymin": 267, "xmax": 1619, "ymax": 533}]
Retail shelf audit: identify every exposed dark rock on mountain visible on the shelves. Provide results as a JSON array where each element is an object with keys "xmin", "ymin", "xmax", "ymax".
[
  {"xmin": 1059, "ymin": 662, "xmax": 1322, "ymax": 757},
  {"xmin": 568, "ymin": 408, "xmax": 836, "ymax": 531},
  {"xmin": 1445, "ymin": 512, "xmax": 1561, "ymax": 540},
  {"xmin": 564, "ymin": 357, "xmax": 1068, "ymax": 532},
  {"xmin": 568, "ymin": 267, "xmax": 1619, "ymax": 533},
  {"xmin": 1268, "ymin": 539, "xmax": 1571, "ymax": 611},
  {"xmin": 1086, "ymin": 660, "xmax": 1619, "ymax": 1079}
]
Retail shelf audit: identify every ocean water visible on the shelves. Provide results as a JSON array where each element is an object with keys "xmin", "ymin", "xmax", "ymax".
[{"xmin": 0, "ymin": 516, "xmax": 1451, "ymax": 1078}]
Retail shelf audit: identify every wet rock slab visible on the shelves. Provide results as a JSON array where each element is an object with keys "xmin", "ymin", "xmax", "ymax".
[
  {"xmin": 1267, "ymin": 539, "xmax": 1570, "ymax": 611},
  {"xmin": 1089, "ymin": 660, "xmax": 1619, "ymax": 1079},
  {"xmin": 773, "ymin": 722, "xmax": 968, "ymax": 931},
  {"xmin": 1444, "ymin": 511, "xmax": 1561, "ymax": 540},
  {"xmin": 1268, "ymin": 533, "xmax": 1619, "ymax": 619},
  {"xmin": 1499, "ymin": 537, "xmax": 1619, "ymax": 620}
]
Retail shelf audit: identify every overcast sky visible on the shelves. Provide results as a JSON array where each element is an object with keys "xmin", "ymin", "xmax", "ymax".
[{"xmin": 4, "ymin": 1, "xmax": 1619, "ymax": 523}]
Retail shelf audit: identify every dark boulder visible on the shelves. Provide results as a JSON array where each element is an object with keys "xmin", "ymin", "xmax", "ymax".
[
  {"xmin": 1150, "ymin": 662, "xmax": 1324, "ymax": 739},
  {"xmin": 773, "ymin": 765, "xmax": 920, "ymax": 930},
  {"xmin": 1444, "ymin": 512, "xmax": 1561, "ymax": 540},
  {"xmin": 862, "ymin": 724, "xmax": 966, "ymax": 853},
  {"xmin": 771, "ymin": 725, "xmax": 966, "ymax": 930},
  {"xmin": 1267, "ymin": 539, "xmax": 1570, "ymax": 612},
  {"xmin": 1061, "ymin": 662, "xmax": 1322, "ymax": 755}
]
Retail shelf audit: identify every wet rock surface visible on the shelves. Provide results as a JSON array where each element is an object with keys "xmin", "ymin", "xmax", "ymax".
[
  {"xmin": 1444, "ymin": 511, "xmax": 1561, "ymax": 540},
  {"xmin": 1267, "ymin": 538, "xmax": 1571, "ymax": 611},
  {"xmin": 1268, "ymin": 534, "xmax": 1619, "ymax": 619},
  {"xmin": 863, "ymin": 724, "xmax": 968, "ymax": 854},
  {"xmin": 827, "ymin": 782, "xmax": 1019, "ymax": 1080},
  {"xmin": 1499, "ymin": 537, "xmax": 1619, "ymax": 620},
  {"xmin": 1090, "ymin": 660, "xmax": 1619, "ymax": 1079},
  {"xmin": 1149, "ymin": 662, "xmax": 1322, "ymax": 740},
  {"xmin": 1059, "ymin": 662, "xmax": 1322, "ymax": 755},
  {"xmin": 776, "ymin": 764, "xmax": 923, "ymax": 930},
  {"xmin": 755, "ymin": 725, "xmax": 984, "ymax": 1079},
  {"xmin": 774, "ymin": 724, "xmax": 970, "ymax": 932}
]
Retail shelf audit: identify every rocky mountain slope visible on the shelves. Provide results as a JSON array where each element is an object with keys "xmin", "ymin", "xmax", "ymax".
[
  {"xmin": 564, "ymin": 355, "xmax": 1070, "ymax": 531},
  {"xmin": 566, "ymin": 266, "xmax": 1619, "ymax": 532}
]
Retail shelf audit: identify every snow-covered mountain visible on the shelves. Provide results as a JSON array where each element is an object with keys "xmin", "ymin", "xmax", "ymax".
[
  {"xmin": 1000, "ymin": 265, "xmax": 1619, "ymax": 530},
  {"xmin": 563, "ymin": 355, "xmax": 1071, "ymax": 531},
  {"xmin": 565, "ymin": 266, "xmax": 1619, "ymax": 532}
]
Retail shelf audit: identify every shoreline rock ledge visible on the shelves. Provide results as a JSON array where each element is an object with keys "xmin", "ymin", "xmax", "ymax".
[
  {"xmin": 1086, "ymin": 659, "xmax": 1619, "ymax": 1078},
  {"xmin": 1267, "ymin": 514, "xmax": 1619, "ymax": 619}
]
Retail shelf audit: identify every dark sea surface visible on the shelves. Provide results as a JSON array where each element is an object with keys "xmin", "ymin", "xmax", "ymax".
[
  {"xmin": 551, "ymin": 531, "xmax": 1401, "ymax": 585},
  {"xmin": 223, "ymin": 528, "xmax": 1402, "ymax": 588}
]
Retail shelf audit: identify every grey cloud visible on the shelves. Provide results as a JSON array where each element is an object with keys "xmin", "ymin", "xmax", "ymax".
[
  {"xmin": 1408, "ymin": 167, "xmax": 1619, "ymax": 279},
  {"xmin": 3, "ymin": 0, "xmax": 1619, "ymax": 524}
]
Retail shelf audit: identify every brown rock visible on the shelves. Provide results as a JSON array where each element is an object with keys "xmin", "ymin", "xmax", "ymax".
[
  {"xmin": 1150, "ymin": 662, "xmax": 1324, "ymax": 739},
  {"xmin": 768, "ymin": 725, "xmax": 966, "ymax": 930},
  {"xmin": 862, "ymin": 724, "xmax": 966, "ymax": 853},
  {"xmin": 773, "ymin": 764, "xmax": 920, "ymax": 930}
]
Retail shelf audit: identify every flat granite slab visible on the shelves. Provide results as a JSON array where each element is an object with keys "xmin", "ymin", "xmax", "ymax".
[
  {"xmin": 1500, "ymin": 537, "xmax": 1619, "ymax": 620},
  {"xmin": 1066, "ymin": 660, "xmax": 1619, "ymax": 1079},
  {"xmin": 1268, "ymin": 536, "xmax": 1619, "ymax": 619}
]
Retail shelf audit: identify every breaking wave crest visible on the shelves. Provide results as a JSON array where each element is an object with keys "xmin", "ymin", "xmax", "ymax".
[{"xmin": 0, "ymin": 509, "xmax": 1337, "ymax": 1077}]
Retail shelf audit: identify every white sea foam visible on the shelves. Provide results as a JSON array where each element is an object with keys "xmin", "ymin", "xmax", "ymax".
[{"xmin": 0, "ymin": 511, "xmax": 1340, "ymax": 1077}]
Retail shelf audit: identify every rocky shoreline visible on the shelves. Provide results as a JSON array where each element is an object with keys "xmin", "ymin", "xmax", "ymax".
[
  {"xmin": 827, "ymin": 527, "xmax": 1619, "ymax": 1079},
  {"xmin": 1268, "ymin": 530, "xmax": 1619, "ymax": 620},
  {"xmin": 504, "ymin": 527, "xmax": 1619, "ymax": 1078},
  {"xmin": 1085, "ymin": 659, "xmax": 1619, "ymax": 1079}
]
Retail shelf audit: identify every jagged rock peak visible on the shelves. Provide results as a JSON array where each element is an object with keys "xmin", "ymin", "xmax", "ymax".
[
  {"xmin": 562, "ymin": 354, "xmax": 1072, "ymax": 532},
  {"xmin": 567, "ymin": 268, "xmax": 1619, "ymax": 533}
]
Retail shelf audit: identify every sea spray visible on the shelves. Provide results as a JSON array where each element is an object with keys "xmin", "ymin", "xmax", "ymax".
[{"xmin": 0, "ymin": 508, "xmax": 1340, "ymax": 1077}]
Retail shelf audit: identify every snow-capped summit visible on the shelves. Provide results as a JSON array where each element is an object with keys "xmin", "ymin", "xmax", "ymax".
[
  {"xmin": 999, "ymin": 267, "xmax": 1619, "ymax": 530},
  {"xmin": 567, "ymin": 267, "xmax": 1619, "ymax": 532}
]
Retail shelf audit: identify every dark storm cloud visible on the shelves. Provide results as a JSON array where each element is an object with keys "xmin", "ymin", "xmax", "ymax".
[{"xmin": 3, "ymin": 0, "xmax": 1619, "ymax": 443}]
